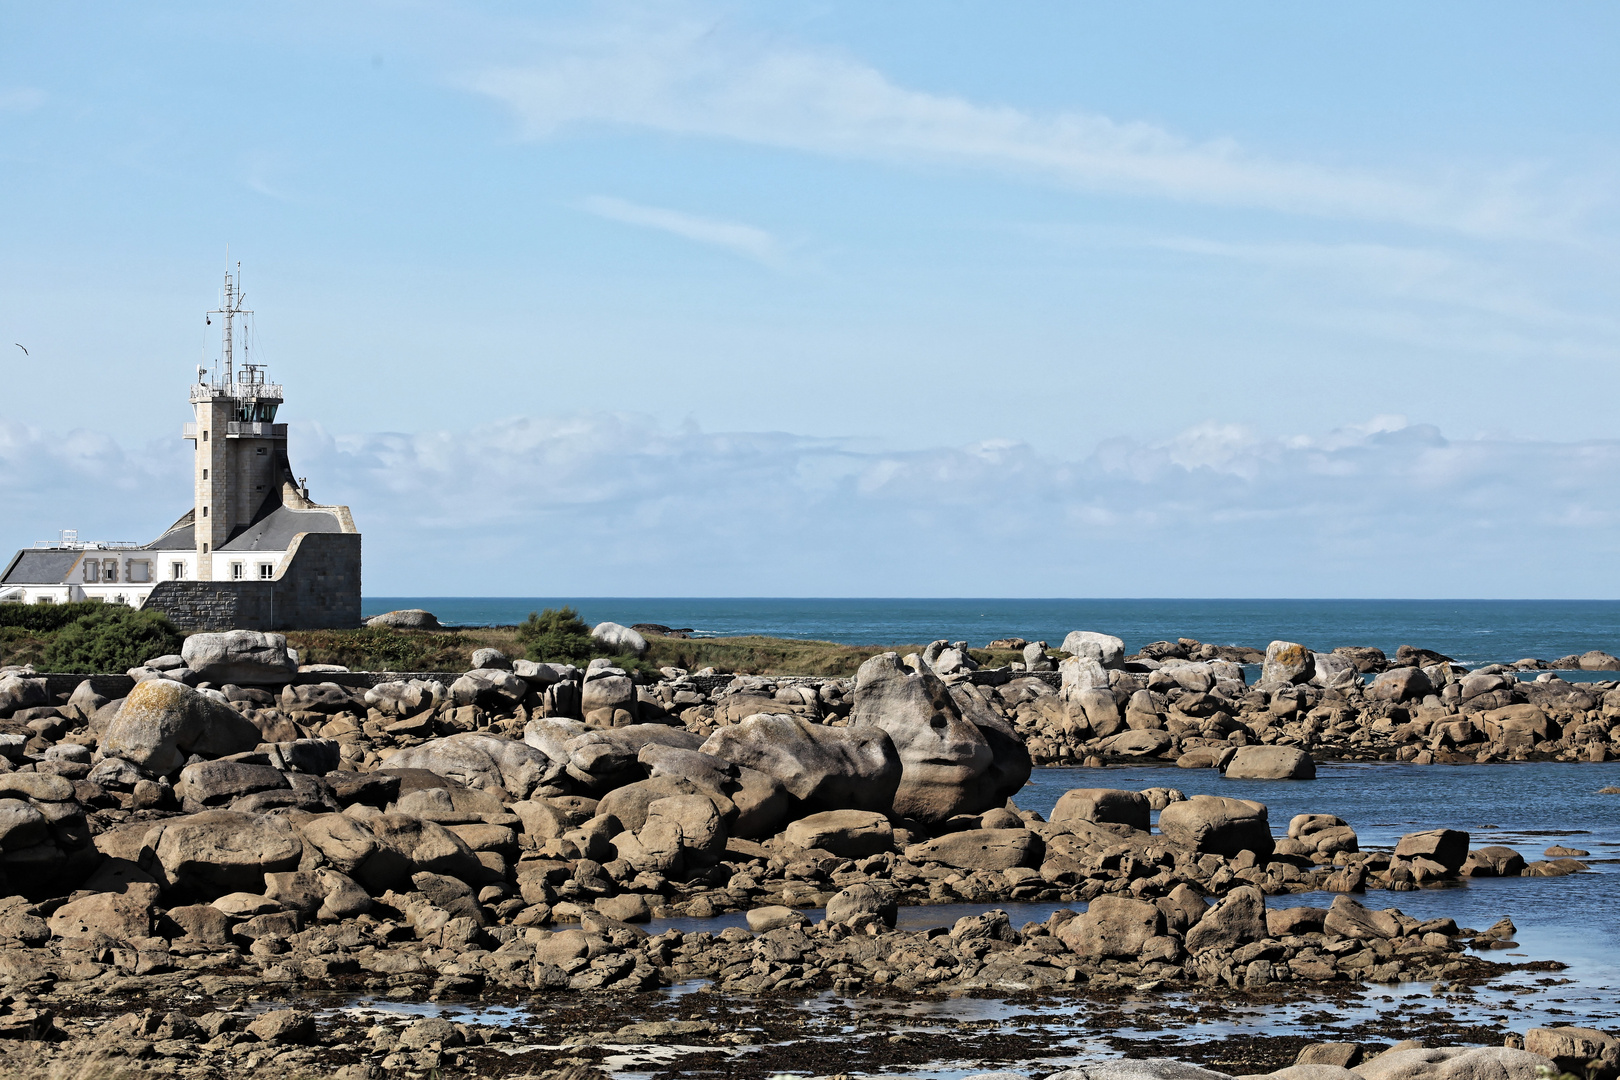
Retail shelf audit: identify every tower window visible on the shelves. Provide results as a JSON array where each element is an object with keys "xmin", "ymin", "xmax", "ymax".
[
  {"xmin": 231, "ymin": 562, "xmax": 244, "ymax": 580},
  {"xmin": 202, "ymin": 506, "xmax": 208, "ymax": 517},
  {"xmin": 203, "ymin": 468, "xmax": 209, "ymax": 479},
  {"xmin": 203, "ymin": 430, "xmax": 209, "ymax": 442},
  {"xmin": 259, "ymin": 563, "xmax": 275, "ymax": 580}
]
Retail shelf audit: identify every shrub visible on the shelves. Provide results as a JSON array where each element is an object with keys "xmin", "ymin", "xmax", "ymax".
[
  {"xmin": 37, "ymin": 605, "xmax": 183, "ymax": 674},
  {"xmin": 0, "ymin": 599, "xmax": 119, "ymax": 633},
  {"xmin": 516, "ymin": 607, "xmax": 597, "ymax": 665}
]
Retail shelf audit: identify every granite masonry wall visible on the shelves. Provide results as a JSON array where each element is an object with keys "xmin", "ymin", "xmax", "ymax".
[{"xmin": 141, "ymin": 532, "xmax": 361, "ymax": 632}]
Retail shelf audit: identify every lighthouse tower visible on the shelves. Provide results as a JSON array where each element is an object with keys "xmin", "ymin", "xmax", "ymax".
[
  {"xmin": 184, "ymin": 266, "xmax": 293, "ymax": 580},
  {"xmin": 1, "ymin": 264, "xmax": 360, "ymax": 626}
]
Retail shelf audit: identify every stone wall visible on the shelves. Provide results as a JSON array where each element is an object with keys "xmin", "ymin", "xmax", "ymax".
[{"xmin": 141, "ymin": 532, "xmax": 361, "ymax": 631}]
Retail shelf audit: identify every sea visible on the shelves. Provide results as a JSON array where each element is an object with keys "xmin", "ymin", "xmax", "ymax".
[{"xmin": 362, "ymin": 597, "xmax": 1620, "ymax": 669}]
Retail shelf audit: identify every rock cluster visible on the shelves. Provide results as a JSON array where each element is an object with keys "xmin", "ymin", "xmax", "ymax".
[
  {"xmin": 0, "ymin": 629, "xmax": 1596, "ymax": 1061},
  {"xmin": 987, "ymin": 636, "xmax": 1620, "ymax": 768}
]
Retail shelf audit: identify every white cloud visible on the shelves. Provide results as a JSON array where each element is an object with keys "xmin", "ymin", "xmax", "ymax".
[
  {"xmin": 470, "ymin": 14, "xmax": 1563, "ymax": 237},
  {"xmin": 7, "ymin": 411, "xmax": 1620, "ymax": 597},
  {"xmin": 580, "ymin": 195, "xmax": 785, "ymax": 265}
]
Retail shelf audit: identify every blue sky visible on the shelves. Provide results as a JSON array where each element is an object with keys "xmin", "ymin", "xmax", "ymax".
[{"xmin": 2, "ymin": 3, "xmax": 1619, "ymax": 596}]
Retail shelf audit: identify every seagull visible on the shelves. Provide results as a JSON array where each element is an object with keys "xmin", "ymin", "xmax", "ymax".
[{"xmin": 13, "ymin": 344, "xmax": 25, "ymax": 355}]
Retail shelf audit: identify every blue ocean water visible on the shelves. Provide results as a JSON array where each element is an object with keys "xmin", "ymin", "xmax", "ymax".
[{"xmin": 363, "ymin": 597, "xmax": 1620, "ymax": 669}]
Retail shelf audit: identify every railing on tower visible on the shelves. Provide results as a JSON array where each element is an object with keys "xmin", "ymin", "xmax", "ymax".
[{"xmin": 190, "ymin": 381, "xmax": 284, "ymax": 403}]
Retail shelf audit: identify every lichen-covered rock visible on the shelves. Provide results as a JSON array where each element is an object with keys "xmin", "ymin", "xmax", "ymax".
[{"xmin": 100, "ymin": 679, "xmax": 263, "ymax": 775}]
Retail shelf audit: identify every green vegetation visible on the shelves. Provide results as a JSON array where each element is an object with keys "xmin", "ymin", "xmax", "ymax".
[
  {"xmin": 0, "ymin": 602, "xmax": 1035, "ymax": 677},
  {"xmin": 0, "ymin": 599, "xmax": 121, "ymax": 632},
  {"xmin": 34, "ymin": 605, "xmax": 183, "ymax": 674},
  {"xmin": 285, "ymin": 626, "xmax": 521, "ymax": 672},
  {"xmin": 515, "ymin": 607, "xmax": 597, "ymax": 665}
]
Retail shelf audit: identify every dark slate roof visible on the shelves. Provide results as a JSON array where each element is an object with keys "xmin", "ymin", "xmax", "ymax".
[
  {"xmin": 1, "ymin": 550, "xmax": 82, "ymax": 584},
  {"xmin": 146, "ymin": 523, "xmax": 195, "ymax": 550},
  {"xmin": 219, "ymin": 506, "xmax": 344, "ymax": 552}
]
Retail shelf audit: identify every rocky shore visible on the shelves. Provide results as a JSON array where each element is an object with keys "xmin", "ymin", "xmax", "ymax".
[{"xmin": 0, "ymin": 625, "xmax": 1613, "ymax": 1079}]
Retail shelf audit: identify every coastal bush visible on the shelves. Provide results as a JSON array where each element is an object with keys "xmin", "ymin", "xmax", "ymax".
[
  {"xmin": 0, "ymin": 599, "xmax": 117, "ymax": 633},
  {"xmin": 516, "ymin": 607, "xmax": 597, "ymax": 665},
  {"xmin": 37, "ymin": 605, "xmax": 182, "ymax": 674}
]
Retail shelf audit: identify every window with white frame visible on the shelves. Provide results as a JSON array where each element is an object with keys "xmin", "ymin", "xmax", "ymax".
[
  {"xmin": 231, "ymin": 562, "xmax": 244, "ymax": 580},
  {"xmin": 82, "ymin": 560, "xmax": 100, "ymax": 583},
  {"xmin": 258, "ymin": 563, "xmax": 275, "ymax": 580},
  {"xmin": 127, "ymin": 560, "xmax": 151, "ymax": 583},
  {"xmin": 102, "ymin": 558, "xmax": 118, "ymax": 583},
  {"xmin": 171, "ymin": 562, "xmax": 186, "ymax": 580}
]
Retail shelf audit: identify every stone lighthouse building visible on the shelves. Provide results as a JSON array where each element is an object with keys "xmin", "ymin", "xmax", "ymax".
[{"xmin": 0, "ymin": 268, "xmax": 361, "ymax": 629}]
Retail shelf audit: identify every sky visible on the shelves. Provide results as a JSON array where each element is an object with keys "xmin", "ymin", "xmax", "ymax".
[{"xmin": 2, "ymin": 2, "xmax": 1619, "ymax": 597}]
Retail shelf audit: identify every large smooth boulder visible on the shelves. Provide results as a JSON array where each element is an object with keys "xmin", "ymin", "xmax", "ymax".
[
  {"xmin": 1051, "ymin": 788, "xmax": 1151, "ymax": 832},
  {"xmin": 353, "ymin": 814, "xmax": 488, "ymax": 893},
  {"xmin": 1394, "ymin": 828, "xmax": 1470, "ymax": 873},
  {"xmin": 1056, "ymin": 895, "xmax": 1166, "ymax": 959},
  {"xmin": 825, "ymin": 882, "xmax": 897, "ymax": 927},
  {"xmin": 1261, "ymin": 641, "xmax": 1315, "ymax": 687},
  {"xmin": 1225, "ymin": 745, "xmax": 1316, "ymax": 780},
  {"xmin": 700, "ymin": 713, "xmax": 901, "ymax": 815},
  {"xmin": 385, "ymin": 733, "xmax": 558, "ymax": 798},
  {"xmin": 1183, "ymin": 885, "xmax": 1266, "ymax": 953},
  {"xmin": 600, "ymin": 777, "xmax": 729, "ymax": 832},
  {"xmin": 1524, "ymin": 1028, "xmax": 1620, "ymax": 1078},
  {"xmin": 580, "ymin": 672, "xmax": 638, "ymax": 727},
  {"xmin": 640, "ymin": 794, "xmax": 726, "ymax": 867},
  {"xmin": 566, "ymin": 725, "xmax": 705, "ymax": 788},
  {"xmin": 1288, "ymin": 814, "xmax": 1358, "ymax": 855},
  {"xmin": 591, "ymin": 622, "xmax": 649, "ymax": 656},
  {"xmin": 0, "ymin": 675, "xmax": 49, "ymax": 716},
  {"xmin": 175, "ymin": 760, "xmax": 289, "ymax": 810},
  {"xmin": 366, "ymin": 609, "xmax": 441, "ymax": 630},
  {"xmin": 1369, "ymin": 667, "xmax": 1433, "ymax": 703},
  {"xmin": 850, "ymin": 653, "xmax": 993, "ymax": 823},
  {"xmin": 449, "ymin": 669, "xmax": 528, "ymax": 709},
  {"xmin": 903, "ymin": 828, "xmax": 1041, "ymax": 871},
  {"xmin": 638, "ymin": 743, "xmax": 790, "ymax": 839},
  {"xmin": 1322, "ymin": 895, "xmax": 1401, "ymax": 939},
  {"xmin": 48, "ymin": 884, "xmax": 160, "ymax": 942},
  {"xmin": 783, "ymin": 810, "xmax": 894, "ymax": 858},
  {"xmin": 1158, "ymin": 795, "xmax": 1273, "ymax": 857},
  {"xmin": 153, "ymin": 811, "xmax": 303, "ymax": 896},
  {"xmin": 100, "ymin": 680, "xmax": 263, "ymax": 775},
  {"xmin": 180, "ymin": 630, "xmax": 297, "ymax": 684},
  {"xmin": 1062, "ymin": 631, "xmax": 1126, "ymax": 668},
  {"xmin": 1354, "ymin": 1046, "xmax": 1558, "ymax": 1080}
]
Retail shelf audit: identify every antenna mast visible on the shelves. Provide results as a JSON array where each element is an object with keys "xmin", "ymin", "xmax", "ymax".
[{"xmin": 206, "ymin": 261, "xmax": 253, "ymax": 388}]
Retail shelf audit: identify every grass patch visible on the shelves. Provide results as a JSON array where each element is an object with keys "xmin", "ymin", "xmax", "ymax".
[{"xmin": 285, "ymin": 626, "xmax": 524, "ymax": 672}]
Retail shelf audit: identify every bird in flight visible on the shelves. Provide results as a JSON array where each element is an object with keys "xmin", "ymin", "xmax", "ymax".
[{"xmin": 13, "ymin": 344, "xmax": 26, "ymax": 356}]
